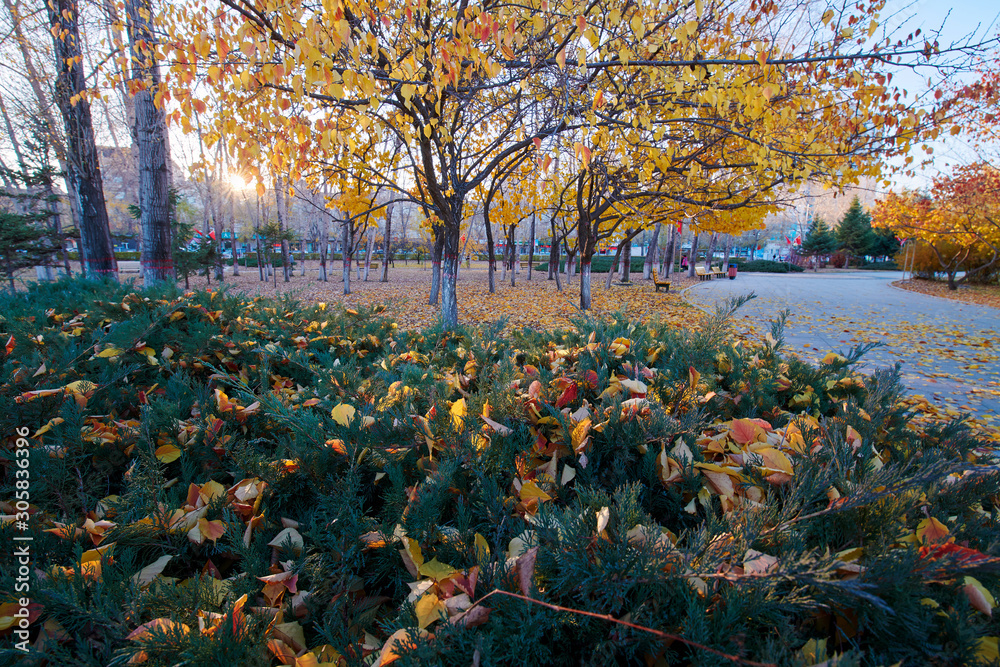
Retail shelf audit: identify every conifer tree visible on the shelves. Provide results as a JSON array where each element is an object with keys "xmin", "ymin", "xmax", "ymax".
[
  {"xmin": 801, "ymin": 215, "xmax": 838, "ymax": 268},
  {"xmin": 837, "ymin": 197, "xmax": 875, "ymax": 266}
]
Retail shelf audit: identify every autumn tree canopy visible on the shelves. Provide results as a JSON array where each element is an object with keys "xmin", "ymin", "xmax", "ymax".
[
  {"xmin": 874, "ymin": 163, "xmax": 1000, "ymax": 289},
  {"xmin": 161, "ymin": 0, "xmax": 993, "ymax": 327}
]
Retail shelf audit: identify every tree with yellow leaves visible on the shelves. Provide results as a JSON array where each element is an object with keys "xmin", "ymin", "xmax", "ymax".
[
  {"xmin": 162, "ymin": 0, "xmax": 992, "ymax": 327},
  {"xmin": 874, "ymin": 163, "xmax": 1000, "ymax": 290}
]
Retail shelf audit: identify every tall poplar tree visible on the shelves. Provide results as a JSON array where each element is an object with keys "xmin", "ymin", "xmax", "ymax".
[
  {"xmin": 126, "ymin": 0, "xmax": 173, "ymax": 284},
  {"xmin": 47, "ymin": 0, "xmax": 117, "ymax": 279}
]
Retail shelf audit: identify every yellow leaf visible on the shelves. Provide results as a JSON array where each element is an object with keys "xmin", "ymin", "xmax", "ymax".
[
  {"xmin": 169, "ymin": 311, "xmax": 186, "ymax": 322},
  {"xmin": 35, "ymin": 417, "xmax": 65, "ymax": 437},
  {"xmin": 450, "ymin": 398, "xmax": 466, "ymax": 430},
  {"xmin": 916, "ymin": 517, "xmax": 949, "ymax": 545},
  {"xmin": 374, "ymin": 628, "xmax": 428, "ymax": 666},
  {"xmin": 97, "ymin": 347, "xmax": 123, "ymax": 358},
  {"xmin": 822, "ymin": 352, "xmax": 847, "ymax": 364},
  {"xmin": 417, "ymin": 557, "xmax": 458, "ymax": 582},
  {"xmin": 197, "ymin": 518, "xmax": 227, "ymax": 543},
  {"xmin": 414, "ymin": 593, "xmax": 446, "ymax": 629},
  {"xmin": 155, "ymin": 443, "xmax": 181, "ymax": 463},
  {"xmin": 976, "ymin": 637, "xmax": 999, "ymax": 663},
  {"xmin": 474, "ymin": 533, "xmax": 490, "ymax": 561},
  {"xmin": 331, "ymin": 403, "xmax": 356, "ymax": 426},
  {"xmin": 519, "ymin": 481, "xmax": 552, "ymax": 502}
]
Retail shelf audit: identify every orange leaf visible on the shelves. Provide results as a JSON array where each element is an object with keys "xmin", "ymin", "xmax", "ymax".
[{"xmin": 916, "ymin": 517, "xmax": 949, "ymax": 545}]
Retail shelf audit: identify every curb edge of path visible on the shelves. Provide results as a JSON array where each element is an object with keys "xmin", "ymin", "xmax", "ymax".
[{"xmin": 681, "ymin": 281, "xmax": 714, "ymax": 317}]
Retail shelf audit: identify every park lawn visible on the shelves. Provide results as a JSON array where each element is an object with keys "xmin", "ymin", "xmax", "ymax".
[
  {"xmin": 894, "ymin": 278, "xmax": 1000, "ymax": 310},
  {"xmin": 2, "ymin": 278, "xmax": 999, "ymax": 666},
  {"xmin": 15, "ymin": 262, "xmax": 703, "ymax": 332}
]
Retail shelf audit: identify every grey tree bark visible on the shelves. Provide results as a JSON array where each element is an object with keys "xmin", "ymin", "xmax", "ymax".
[
  {"xmin": 381, "ymin": 199, "xmax": 394, "ymax": 282},
  {"xmin": 49, "ymin": 0, "xmax": 117, "ymax": 279},
  {"xmin": 687, "ymin": 232, "xmax": 700, "ymax": 278},
  {"xmin": 704, "ymin": 232, "xmax": 719, "ymax": 271},
  {"xmin": 126, "ymin": 0, "xmax": 174, "ymax": 286},
  {"xmin": 527, "ymin": 214, "xmax": 535, "ymax": 280},
  {"xmin": 621, "ymin": 238, "xmax": 632, "ymax": 282},
  {"xmin": 275, "ymin": 174, "xmax": 291, "ymax": 282},
  {"xmin": 643, "ymin": 223, "xmax": 661, "ymax": 279},
  {"xmin": 428, "ymin": 227, "xmax": 443, "ymax": 305},
  {"xmin": 341, "ymin": 215, "xmax": 352, "ymax": 294}
]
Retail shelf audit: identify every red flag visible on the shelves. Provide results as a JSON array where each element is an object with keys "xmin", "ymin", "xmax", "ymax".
[
  {"xmin": 784, "ymin": 235, "xmax": 792, "ymax": 245},
  {"xmin": 794, "ymin": 235, "xmax": 801, "ymax": 245},
  {"xmin": 209, "ymin": 230, "xmax": 217, "ymax": 241},
  {"xmin": 676, "ymin": 221, "xmax": 683, "ymax": 233}
]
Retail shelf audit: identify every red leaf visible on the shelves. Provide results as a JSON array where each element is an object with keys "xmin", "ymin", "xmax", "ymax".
[{"xmin": 555, "ymin": 383, "xmax": 578, "ymax": 409}]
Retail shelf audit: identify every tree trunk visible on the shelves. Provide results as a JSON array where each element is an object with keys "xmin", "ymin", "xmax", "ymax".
[
  {"xmin": 605, "ymin": 239, "xmax": 625, "ymax": 289},
  {"xmin": 621, "ymin": 238, "xmax": 633, "ymax": 282},
  {"xmin": 49, "ymin": 0, "xmax": 117, "ymax": 280},
  {"xmin": 429, "ymin": 228, "xmax": 443, "ymax": 305},
  {"xmin": 704, "ymin": 232, "xmax": 718, "ymax": 271},
  {"xmin": 551, "ymin": 230, "xmax": 562, "ymax": 291},
  {"xmin": 500, "ymin": 235, "xmax": 509, "ymax": 283},
  {"xmin": 274, "ymin": 175, "xmax": 291, "ymax": 282},
  {"xmin": 644, "ymin": 224, "xmax": 661, "ymax": 279},
  {"xmin": 230, "ymin": 219, "xmax": 240, "ymax": 276},
  {"xmin": 363, "ymin": 226, "xmax": 375, "ymax": 281},
  {"xmin": 381, "ymin": 200, "xmax": 394, "ymax": 282},
  {"xmin": 341, "ymin": 217, "xmax": 351, "ymax": 294},
  {"xmin": 722, "ymin": 236, "xmax": 732, "ymax": 271},
  {"xmin": 527, "ymin": 214, "xmax": 536, "ymax": 280},
  {"xmin": 511, "ymin": 233, "xmax": 519, "ymax": 287},
  {"xmin": 318, "ymin": 214, "xmax": 329, "ymax": 281},
  {"xmin": 484, "ymin": 209, "xmax": 496, "ymax": 293},
  {"xmin": 662, "ymin": 226, "xmax": 675, "ymax": 276},
  {"xmin": 580, "ymin": 261, "xmax": 592, "ymax": 310},
  {"xmin": 126, "ymin": 0, "xmax": 175, "ymax": 288},
  {"xmin": 688, "ymin": 233, "xmax": 700, "ymax": 278},
  {"xmin": 440, "ymin": 215, "xmax": 460, "ymax": 329}
]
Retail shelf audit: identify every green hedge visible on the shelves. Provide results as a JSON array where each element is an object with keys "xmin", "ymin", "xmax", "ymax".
[
  {"xmin": 2, "ymin": 278, "xmax": 998, "ymax": 666},
  {"xmin": 859, "ymin": 261, "xmax": 899, "ymax": 271},
  {"xmin": 68, "ymin": 251, "xmax": 141, "ymax": 261},
  {"xmin": 534, "ymin": 256, "xmax": 647, "ymax": 273},
  {"xmin": 731, "ymin": 259, "xmax": 805, "ymax": 273}
]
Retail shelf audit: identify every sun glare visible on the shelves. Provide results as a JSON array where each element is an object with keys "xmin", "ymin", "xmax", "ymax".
[{"xmin": 229, "ymin": 173, "xmax": 248, "ymax": 190}]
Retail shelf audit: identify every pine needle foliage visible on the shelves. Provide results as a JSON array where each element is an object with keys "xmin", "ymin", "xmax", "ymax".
[{"xmin": 1, "ymin": 277, "xmax": 998, "ymax": 667}]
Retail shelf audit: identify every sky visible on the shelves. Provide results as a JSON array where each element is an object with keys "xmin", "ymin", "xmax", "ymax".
[{"xmin": 879, "ymin": 0, "xmax": 1000, "ymax": 190}]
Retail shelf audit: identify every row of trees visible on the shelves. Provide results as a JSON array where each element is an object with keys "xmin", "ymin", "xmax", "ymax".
[
  {"xmin": 158, "ymin": 0, "xmax": 997, "ymax": 327},
  {"xmin": 1, "ymin": 0, "xmax": 997, "ymax": 325},
  {"xmin": 800, "ymin": 197, "xmax": 899, "ymax": 268}
]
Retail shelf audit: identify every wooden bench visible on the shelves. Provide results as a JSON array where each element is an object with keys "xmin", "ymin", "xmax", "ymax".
[
  {"xmin": 695, "ymin": 266, "xmax": 711, "ymax": 281},
  {"xmin": 711, "ymin": 265, "xmax": 725, "ymax": 279},
  {"xmin": 651, "ymin": 269, "xmax": 671, "ymax": 292}
]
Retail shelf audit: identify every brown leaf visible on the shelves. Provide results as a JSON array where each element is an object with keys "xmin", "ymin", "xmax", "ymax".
[{"xmin": 517, "ymin": 546, "xmax": 538, "ymax": 597}]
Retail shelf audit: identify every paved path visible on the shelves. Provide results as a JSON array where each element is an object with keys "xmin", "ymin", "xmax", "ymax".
[{"xmin": 687, "ymin": 271, "xmax": 1000, "ymax": 421}]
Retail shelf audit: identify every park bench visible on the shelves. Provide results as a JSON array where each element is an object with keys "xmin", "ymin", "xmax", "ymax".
[
  {"xmin": 118, "ymin": 261, "xmax": 141, "ymax": 273},
  {"xmin": 695, "ymin": 266, "xmax": 711, "ymax": 281},
  {"xmin": 651, "ymin": 269, "xmax": 671, "ymax": 292},
  {"xmin": 711, "ymin": 265, "xmax": 725, "ymax": 279}
]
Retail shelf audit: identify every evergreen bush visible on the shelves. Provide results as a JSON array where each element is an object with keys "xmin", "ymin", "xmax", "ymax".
[
  {"xmin": 534, "ymin": 256, "xmax": 646, "ymax": 274},
  {"xmin": 1, "ymin": 279, "xmax": 998, "ymax": 666},
  {"xmin": 730, "ymin": 259, "xmax": 805, "ymax": 273}
]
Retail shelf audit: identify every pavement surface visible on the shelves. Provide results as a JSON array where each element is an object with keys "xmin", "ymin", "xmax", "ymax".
[{"xmin": 687, "ymin": 271, "xmax": 1000, "ymax": 421}]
